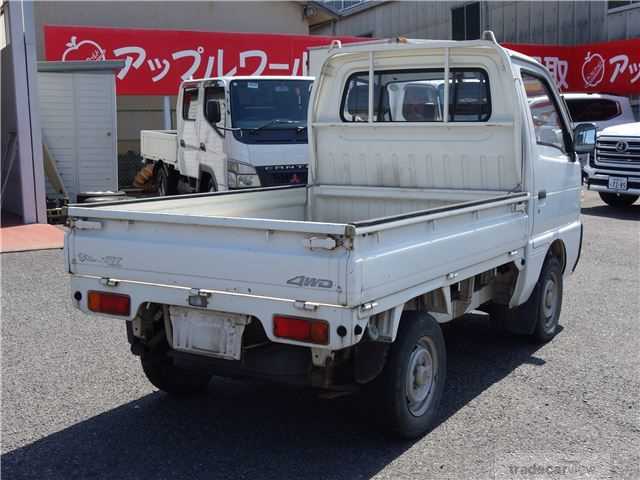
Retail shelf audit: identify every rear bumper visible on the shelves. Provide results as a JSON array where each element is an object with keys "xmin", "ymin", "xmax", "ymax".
[{"xmin": 70, "ymin": 275, "xmax": 366, "ymax": 351}]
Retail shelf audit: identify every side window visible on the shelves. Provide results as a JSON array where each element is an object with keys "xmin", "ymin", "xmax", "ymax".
[
  {"xmin": 182, "ymin": 88, "xmax": 199, "ymax": 121},
  {"xmin": 204, "ymin": 84, "xmax": 226, "ymax": 132},
  {"xmin": 341, "ymin": 68, "xmax": 490, "ymax": 123},
  {"xmin": 522, "ymin": 72, "xmax": 569, "ymax": 153}
]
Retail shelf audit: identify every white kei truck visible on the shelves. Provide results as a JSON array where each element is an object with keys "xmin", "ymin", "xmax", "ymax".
[
  {"xmin": 140, "ymin": 76, "xmax": 314, "ymax": 195},
  {"xmin": 65, "ymin": 33, "xmax": 596, "ymax": 438}
]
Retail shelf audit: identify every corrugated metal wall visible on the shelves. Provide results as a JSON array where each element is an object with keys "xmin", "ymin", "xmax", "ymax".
[
  {"xmin": 313, "ymin": 1, "xmax": 640, "ymax": 44},
  {"xmin": 33, "ymin": 1, "xmax": 310, "ymax": 157}
]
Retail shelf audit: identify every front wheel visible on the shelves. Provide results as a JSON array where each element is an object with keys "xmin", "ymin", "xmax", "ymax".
[
  {"xmin": 599, "ymin": 192, "xmax": 638, "ymax": 208},
  {"xmin": 203, "ymin": 175, "xmax": 216, "ymax": 193},
  {"xmin": 519, "ymin": 255, "xmax": 564, "ymax": 343},
  {"xmin": 372, "ymin": 312, "xmax": 446, "ymax": 439}
]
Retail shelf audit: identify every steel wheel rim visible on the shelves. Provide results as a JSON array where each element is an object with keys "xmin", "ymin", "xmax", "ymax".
[
  {"xmin": 405, "ymin": 337, "xmax": 437, "ymax": 417},
  {"xmin": 542, "ymin": 274, "xmax": 559, "ymax": 332}
]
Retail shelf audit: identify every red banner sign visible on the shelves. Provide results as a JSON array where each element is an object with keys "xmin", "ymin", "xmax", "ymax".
[
  {"xmin": 44, "ymin": 25, "xmax": 360, "ymax": 95},
  {"xmin": 503, "ymin": 40, "xmax": 640, "ymax": 96},
  {"xmin": 44, "ymin": 25, "xmax": 640, "ymax": 96}
]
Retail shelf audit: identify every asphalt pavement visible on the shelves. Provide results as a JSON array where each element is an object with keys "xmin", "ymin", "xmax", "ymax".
[{"xmin": 1, "ymin": 191, "xmax": 639, "ymax": 480}]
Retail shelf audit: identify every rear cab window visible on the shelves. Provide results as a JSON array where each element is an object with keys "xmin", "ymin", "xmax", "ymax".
[
  {"xmin": 565, "ymin": 98, "xmax": 621, "ymax": 123},
  {"xmin": 341, "ymin": 68, "xmax": 491, "ymax": 122}
]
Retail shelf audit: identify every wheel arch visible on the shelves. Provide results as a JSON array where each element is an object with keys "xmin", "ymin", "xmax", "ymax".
[
  {"xmin": 152, "ymin": 160, "xmax": 164, "ymax": 175},
  {"xmin": 197, "ymin": 165, "xmax": 218, "ymax": 192},
  {"xmin": 548, "ymin": 238, "xmax": 567, "ymax": 273}
]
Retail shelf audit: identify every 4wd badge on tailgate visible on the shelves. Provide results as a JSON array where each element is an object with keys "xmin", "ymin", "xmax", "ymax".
[{"xmin": 286, "ymin": 275, "xmax": 333, "ymax": 289}]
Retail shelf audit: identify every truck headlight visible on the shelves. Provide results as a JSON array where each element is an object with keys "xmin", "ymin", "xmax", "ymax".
[{"xmin": 227, "ymin": 160, "xmax": 261, "ymax": 189}]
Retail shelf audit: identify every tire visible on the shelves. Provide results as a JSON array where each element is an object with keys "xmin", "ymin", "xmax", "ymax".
[
  {"xmin": 599, "ymin": 192, "xmax": 638, "ymax": 208},
  {"xmin": 529, "ymin": 256, "xmax": 563, "ymax": 342},
  {"xmin": 155, "ymin": 165, "xmax": 177, "ymax": 196},
  {"xmin": 486, "ymin": 256, "xmax": 563, "ymax": 343},
  {"xmin": 372, "ymin": 312, "xmax": 446, "ymax": 439},
  {"xmin": 140, "ymin": 347, "xmax": 212, "ymax": 396},
  {"xmin": 80, "ymin": 196, "xmax": 126, "ymax": 204},
  {"xmin": 518, "ymin": 255, "xmax": 564, "ymax": 343},
  {"xmin": 201, "ymin": 174, "xmax": 216, "ymax": 193},
  {"xmin": 137, "ymin": 304, "xmax": 211, "ymax": 395}
]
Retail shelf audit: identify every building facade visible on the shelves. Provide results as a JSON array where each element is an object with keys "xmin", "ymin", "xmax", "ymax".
[
  {"xmin": 310, "ymin": 1, "xmax": 640, "ymax": 116},
  {"xmin": 33, "ymin": 1, "xmax": 312, "ymax": 155},
  {"xmin": 312, "ymin": 1, "xmax": 640, "ymax": 44}
]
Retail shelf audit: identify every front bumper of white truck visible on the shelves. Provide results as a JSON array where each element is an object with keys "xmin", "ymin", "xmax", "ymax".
[
  {"xmin": 584, "ymin": 169, "xmax": 640, "ymax": 196},
  {"xmin": 586, "ymin": 136, "xmax": 640, "ymax": 195}
]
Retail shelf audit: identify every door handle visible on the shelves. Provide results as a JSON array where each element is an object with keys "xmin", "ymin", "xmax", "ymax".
[
  {"xmin": 538, "ymin": 190, "xmax": 547, "ymax": 200},
  {"xmin": 179, "ymin": 139, "xmax": 186, "ymax": 147},
  {"xmin": 199, "ymin": 142, "xmax": 206, "ymax": 151}
]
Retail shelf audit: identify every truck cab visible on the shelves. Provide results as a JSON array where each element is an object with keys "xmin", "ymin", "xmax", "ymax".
[{"xmin": 141, "ymin": 76, "xmax": 313, "ymax": 195}]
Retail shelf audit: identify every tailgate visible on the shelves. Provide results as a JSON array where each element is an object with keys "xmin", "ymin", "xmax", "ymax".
[{"xmin": 66, "ymin": 210, "xmax": 352, "ymax": 306}]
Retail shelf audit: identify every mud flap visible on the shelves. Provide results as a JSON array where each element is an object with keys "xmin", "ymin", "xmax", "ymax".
[{"xmin": 354, "ymin": 340, "xmax": 390, "ymax": 384}]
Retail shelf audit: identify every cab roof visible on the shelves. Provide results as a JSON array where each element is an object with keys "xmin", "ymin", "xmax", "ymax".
[{"xmin": 186, "ymin": 75, "xmax": 314, "ymax": 84}]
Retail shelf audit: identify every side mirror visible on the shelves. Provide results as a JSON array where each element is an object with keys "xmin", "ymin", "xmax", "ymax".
[
  {"xmin": 205, "ymin": 100, "xmax": 221, "ymax": 124},
  {"xmin": 573, "ymin": 123, "xmax": 597, "ymax": 154}
]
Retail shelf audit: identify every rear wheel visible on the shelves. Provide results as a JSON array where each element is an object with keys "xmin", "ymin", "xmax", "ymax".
[
  {"xmin": 599, "ymin": 192, "xmax": 638, "ymax": 208},
  {"xmin": 135, "ymin": 305, "xmax": 211, "ymax": 395},
  {"xmin": 371, "ymin": 312, "xmax": 446, "ymax": 438},
  {"xmin": 155, "ymin": 165, "xmax": 177, "ymax": 196},
  {"xmin": 141, "ymin": 344, "xmax": 211, "ymax": 396}
]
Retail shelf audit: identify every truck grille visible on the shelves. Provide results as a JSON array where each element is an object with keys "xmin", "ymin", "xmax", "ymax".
[
  {"xmin": 595, "ymin": 138, "xmax": 640, "ymax": 171},
  {"xmin": 256, "ymin": 165, "xmax": 308, "ymax": 187}
]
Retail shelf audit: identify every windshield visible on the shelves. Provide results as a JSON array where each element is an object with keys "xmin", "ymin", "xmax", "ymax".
[{"xmin": 229, "ymin": 79, "xmax": 313, "ymax": 130}]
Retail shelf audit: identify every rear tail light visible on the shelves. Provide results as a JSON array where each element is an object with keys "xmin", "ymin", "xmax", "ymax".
[
  {"xmin": 87, "ymin": 291, "xmax": 131, "ymax": 316},
  {"xmin": 273, "ymin": 315, "xmax": 329, "ymax": 345}
]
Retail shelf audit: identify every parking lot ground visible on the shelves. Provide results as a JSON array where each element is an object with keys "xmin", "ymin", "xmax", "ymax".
[{"xmin": 1, "ymin": 191, "xmax": 639, "ymax": 480}]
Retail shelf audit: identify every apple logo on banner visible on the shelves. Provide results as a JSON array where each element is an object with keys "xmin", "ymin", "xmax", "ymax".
[
  {"xmin": 62, "ymin": 36, "xmax": 106, "ymax": 62},
  {"xmin": 581, "ymin": 51, "xmax": 605, "ymax": 87}
]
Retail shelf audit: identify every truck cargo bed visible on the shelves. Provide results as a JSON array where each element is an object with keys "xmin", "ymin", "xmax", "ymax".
[
  {"xmin": 140, "ymin": 130, "xmax": 177, "ymax": 165},
  {"xmin": 66, "ymin": 185, "xmax": 528, "ymax": 308},
  {"xmin": 80, "ymin": 184, "xmax": 513, "ymax": 224}
]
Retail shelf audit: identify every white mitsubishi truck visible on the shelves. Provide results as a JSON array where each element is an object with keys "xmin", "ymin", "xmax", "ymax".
[
  {"xmin": 141, "ymin": 76, "xmax": 313, "ymax": 195},
  {"xmin": 65, "ymin": 34, "xmax": 595, "ymax": 438}
]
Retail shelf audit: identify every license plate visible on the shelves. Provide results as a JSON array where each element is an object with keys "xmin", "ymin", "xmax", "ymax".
[
  {"xmin": 169, "ymin": 306, "xmax": 250, "ymax": 360},
  {"xmin": 608, "ymin": 176, "xmax": 627, "ymax": 191}
]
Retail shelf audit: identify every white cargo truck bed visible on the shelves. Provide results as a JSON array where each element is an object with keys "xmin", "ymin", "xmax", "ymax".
[
  {"xmin": 67, "ymin": 185, "xmax": 529, "ymax": 312},
  {"xmin": 140, "ymin": 130, "xmax": 177, "ymax": 166}
]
